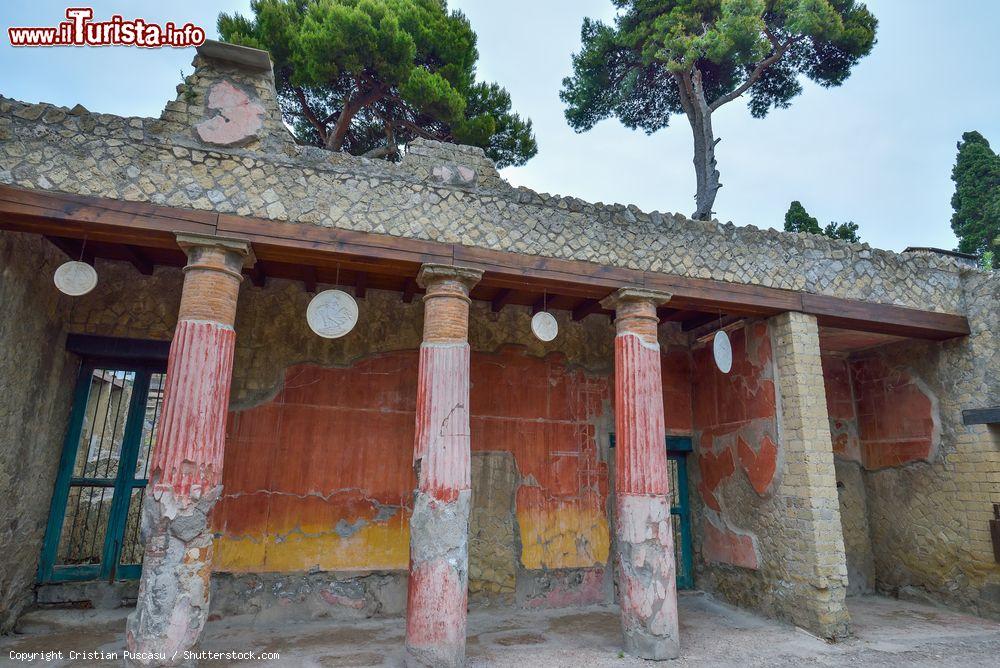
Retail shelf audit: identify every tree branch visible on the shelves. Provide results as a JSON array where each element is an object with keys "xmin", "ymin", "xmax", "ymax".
[
  {"xmin": 325, "ymin": 83, "xmax": 388, "ymax": 151},
  {"xmin": 293, "ymin": 86, "xmax": 328, "ymax": 142},
  {"xmin": 708, "ymin": 36, "xmax": 801, "ymax": 111}
]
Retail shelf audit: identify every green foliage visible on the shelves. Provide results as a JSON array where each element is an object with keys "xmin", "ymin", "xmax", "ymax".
[
  {"xmin": 784, "ymin": 200, "xmax": 821, "ymax": 234},
  {"xmin": 219, "ymin": 0, "xmax": 536, "ymax": 167},
  {"xmin": 562, "ymin": 1, "xmax": 877, "ymax": 220},
  {"xmin": 562, "ymin": 1, "xmax": 877, "ymax": 133},
  {"xmin": 951, "ymin": 131, "xmax": 1000, "ymax": 269},
  {"xmin": 823, "ymin": 220, "xmax": 860, "ymax": 243},
  {"xmin": 784, "ymin": 201, "xmax": 861, "ymax": 242}
]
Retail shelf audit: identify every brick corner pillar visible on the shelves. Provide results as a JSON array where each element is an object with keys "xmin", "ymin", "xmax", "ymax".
[
  {"xmin": 405, "ymin": 263, "xmax": 483, "ymax": 668},
  {"xmin": 126, "ymin": 233, "xmax": 253, "ymax": 666},
  {"xmin": 600, "ymin": 287, "xmax": 679, "ymax": 660},
  {"xmin": 767, "ymin": 311, "xmax": 851, "ymax": 639}
]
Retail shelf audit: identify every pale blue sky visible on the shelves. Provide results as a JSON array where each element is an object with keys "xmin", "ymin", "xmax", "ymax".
[{"xmin": 2, "ymin": 1, "xmax": 998, "ymax": 252}]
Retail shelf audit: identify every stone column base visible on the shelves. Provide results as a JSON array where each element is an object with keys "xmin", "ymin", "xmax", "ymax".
[{"xmin": 616, "ymin": 493, "xmax": 680, "ymax": 660}]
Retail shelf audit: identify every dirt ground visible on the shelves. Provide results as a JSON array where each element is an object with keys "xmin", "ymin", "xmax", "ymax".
[{"xmin": 3, "ymin": 592, "xmax": 999, "ymax": 666}]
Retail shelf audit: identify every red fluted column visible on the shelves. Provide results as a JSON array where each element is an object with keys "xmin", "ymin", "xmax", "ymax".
[
  {"xmin": 600, "ymin": 287, "xmax": 679, "ymax": 660},
  {"xmin": 405, "ymin": 264, "xmax": 483, "ymax": 668},
  {"xmin": 126, "ymin": 233, "xmax": 252, "ymax": 667}
]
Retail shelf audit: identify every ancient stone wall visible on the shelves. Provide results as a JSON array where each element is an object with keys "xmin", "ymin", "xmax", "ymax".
[
  {"xmin": 0, "ymin": 45, "xmax": 970, "ymax": 315},
  {"xmin": 820, "ymin": 354, "xmax": 876, "ymax": 595},
  {"xmin": 861, "ymin": 271, "xmax": 1000, "ymax": 619},
  {"xmin": 692, "ymin": 315, "xmax": 850, "ymax": 639},
  {"xmin": 833, "ymin": 460, "xmax": 876, "ymax": 595},
  {"xmin": 0, "ymin": 231, "xmax": 77, "ymax": 632},
  {"xmin": 201, "ymin": 275, "xmax": 624, "ymax": 613},
  {"xmin": 691, "ymin": 321, "xmax": 777, "ymax": 574}
]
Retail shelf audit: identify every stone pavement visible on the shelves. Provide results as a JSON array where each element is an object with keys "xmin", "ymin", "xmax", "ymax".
[{"xmin": 3, "ymin": 593, "xmax": 999, "ymax": 667}]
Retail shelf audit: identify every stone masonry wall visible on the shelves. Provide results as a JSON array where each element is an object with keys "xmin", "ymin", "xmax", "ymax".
[
  {"xmin": 0, "ymin": 231, "xmax": 77, "ymax": 632},
  {"xmin": 694, "ymin": 313, "xmax": 850, "ymax": 639},
  {"xmin": 767, "ymin": 312, "xmax": 850, "ymax": 636},
  {"xmin": 25, "ymin": 255, "xmax": 629, "ymax": 618},
  {"xmin": 863, "ymin": 271, "xmax": 1000, "ymax": 619},
  {"xmin": 0, "ymin": 46, "xmax": 970, "ymax": 315}
]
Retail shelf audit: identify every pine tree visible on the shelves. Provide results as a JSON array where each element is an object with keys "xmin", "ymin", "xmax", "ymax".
[
  {"xmin": 562, "ymin": 1, "xmax": 877, "ymax": 220},
  {"xmin": 951, "ymin": 131, "xmax": 999, "ymax": 269},
  {"xmin": 219, "ymin": 0, "xmax": 537, "ymax": 167},
  {"xmin": 784, "ymin": 201, "xmax": 860, "ymax": 243}
]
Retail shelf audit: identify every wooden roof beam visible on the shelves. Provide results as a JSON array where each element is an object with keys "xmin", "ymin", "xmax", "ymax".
[
  {"xmin": 402, "ymin": 278, "xmax": 417, "ymax": 303},
  {"xmin": 491, "ymin": 288, "xmax": 515, "ymax": 313},
  {"xmin": 45, "ymin": 235, "xmax": 94, "ymax": 265},
  {"xmin": 246, "ymin": 263, "xmax": 266, "ymax": 288},
  {"xmin": 682, "ymin": 313, "xmax": 722, "ymax": 332},
  {"xmin": 572, "ymin": 298, "xmax": 602, "ymax": 322},
  {"xmin": 303, "ymin": 265, "xmax": 317, "ymax": 293},
  {"xmin": 120, "ymin": 244, "xmax": 154, "ymax": 275},
  {"xmin": 1, "ymin": 185, "xmax": 970, "ymax": 342}
]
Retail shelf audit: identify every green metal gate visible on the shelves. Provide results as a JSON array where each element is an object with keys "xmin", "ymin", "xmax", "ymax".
[
  {"xmin": 39, "ymin": 351, "xmax": 166, "ymax": 583},
  {"xmin": 609, "ymin": 434, "xmax": 695, "ymax": 590}
]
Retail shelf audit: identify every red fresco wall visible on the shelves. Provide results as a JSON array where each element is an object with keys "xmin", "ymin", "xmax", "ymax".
[
  {"xmin": 848, "ymin": 356, "xmax": 937, "ymax": 470},
  {"xmin": 212, "ymin": 346, "xmax": 616, "ymax": 574},
  {"xmin": 819, "ymin": 353, "xmax": 936, "ymax": 470},
  {"xmin": 661, "ymin": 347, "xmax": 694, "ymax": 435},
  {"xmin": 821, "ymin": 354, "xmax": 862, "ymax": 463},
  {"xmin": 691, "ymin": 322, "xmax": 778, "ymax": 570}
]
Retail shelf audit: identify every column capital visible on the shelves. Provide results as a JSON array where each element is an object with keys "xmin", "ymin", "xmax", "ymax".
[
  {"xmin": 174, "ymin": 233, "xmax": 252, "ymax": 325},
  {"xmin": 599, "ymin": 287, "xmax": 672, "ymax": 311},
  {"xmin": 416, "ymin": 263, "xmax": 483, "ymax": 292},
  {"xmin": 175, "ymin": 232, "xmax": 256, "ymax": 268}
]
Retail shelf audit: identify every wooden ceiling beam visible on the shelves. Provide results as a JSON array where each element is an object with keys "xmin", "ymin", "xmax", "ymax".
[
  {"xmin": 401, "ymin": 278, "xmax": 417, "ymax": 304},
  {"xmin": 303, "ymin": 266, "xmax": 317, "ymax": 293},
  {"xmin": 354, "ymin": 271, "xmax": 368, "ymax": 299},
  {"xmin": 45, "ymin": 235, "xmax": 94, "ymax": 266},
  {"xmin": 682, "ymin": 313, "xmax": 721, "ymax": 332},
  {"xmin": 246, "ymin": 263, "xmax": 266, "ymax": 288},
  {"xmin": 658, "ymin": 307, "xmax": 681, "ymax": 324},
  {"xmin": 572, "ymin": 298, "xmax": 602, "ymax": 322},
  {"xmin": 491, "ymin": 288, "xmax": 515, "ymax": 313},
  {"xmin": 1, "ymin": 185, "xmax": 970, "ymax": 341},
  {"xmin": 120, "ymin": 244, "xmax": 154, "ymax": 275},
  {"xmin": 687, "ymin": 315, "xmax": 743, "ymax": 339}
]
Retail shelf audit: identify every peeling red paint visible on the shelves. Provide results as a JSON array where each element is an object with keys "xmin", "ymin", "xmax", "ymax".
[
  {"xmin": 850, "ymin": 356, "xmax": 935, "ymax": 470},
  {"xmin": 522, "ymin": 567, "xmax": 606, "ymax": 608},
  {"xmin": 702, "ymin": 516, "xmax": 759, "ymax": 569},
  {"xmin": 216, "ymin": 346, "xmax": 615, "ymax": 576},
  {"xmin": 661, "ymin": 347, "xmax": 693, "ymax": 434},
  {"xmin": 820, "ymin": 353, "xmax": 936, "ymax": 470},
  {"xmin": 615, "ymin": 334, "xmax": 669, "ymax": 495},
  {"xmin": 691, "ymin": 323, "xmax": 775, "ymax": 570},
  {"xmin": 821, "ymin": 354, "xmax": 862, "ymax": 462},
  {"xmin": 696, "ymin": 446, "xmax": 735, "ymax": 512},
  {"xmin": 152, "ymin": 319, "xmax": 235, "ymax": 498},
  {"xmin": 737, "ymin": 434, "xmax": 778, "ymax": 496},
  {"xmin": 416, "ymin": 343, "xmax": 472, "ymax": 501},
  {"xmin": 406, "ymin": 558, "xmax": 468, "ymax": 645},
  {"xmin": 613, "ymin": 329, "xmax": 678, "ymax": 656}
]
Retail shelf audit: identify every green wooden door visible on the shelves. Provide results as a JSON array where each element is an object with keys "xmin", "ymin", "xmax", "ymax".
[
  {"xmin": 39, "ymin": 360, "xmax": 165, "ymax": 583},
  {"xmin": 609, "ymin": 434, "xmax": 695, "ymax": 590}
]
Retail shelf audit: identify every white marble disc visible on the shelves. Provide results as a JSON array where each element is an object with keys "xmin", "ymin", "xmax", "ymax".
[
  {"xmin": 713, "ymin": 329, "xmax": 733, "ymax": 374},
  {"xmin": 531, "ymin": 311, "xmax": 559, "ymax": 342},
  {"xmin": 307, "ymin": 289, "xmax": 359, "ymax": 339},
  {"xmin": 53, "ymin": 260, "xmax": 98, "ymax": 296}
]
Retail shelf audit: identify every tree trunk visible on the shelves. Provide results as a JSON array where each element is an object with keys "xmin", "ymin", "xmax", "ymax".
[
  {"xmin": 687, "ymin": 70, "xmax": 721, "ymax": 221},
  {"xmin": 325, "ymin": 103, "xmax": 354, "ymax": 151}
]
